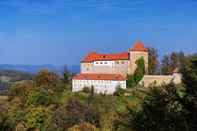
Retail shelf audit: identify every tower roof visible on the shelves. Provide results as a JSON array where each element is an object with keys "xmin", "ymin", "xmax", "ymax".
[{"xmin": 129, "ymin": 41, "xmax": 148, "ymax": 52}]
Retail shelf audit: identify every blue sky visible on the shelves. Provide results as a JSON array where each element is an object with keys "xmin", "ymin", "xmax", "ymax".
[{"xmin": 0, "ymin": 0, "xmax": 196, "ymax": 66}]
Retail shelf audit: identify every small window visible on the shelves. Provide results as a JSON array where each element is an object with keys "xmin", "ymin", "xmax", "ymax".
[
  {"xmin": 105, "ymin": 62, "xmax": 107, "ymax": 64},
  {"xmin": 100, "ymin": 62, "xmax": 103, "ymax": 64},
  {"xmin": 122, "ymin": 61, "xmax": 124, "ymax": 64},
  {"xmin": 116, "ymin": 61, "xmax": 119, "ymax": 64},
  {"xmin": 96, "ymin": 62, "xmax": 98, "ymax": 64}
]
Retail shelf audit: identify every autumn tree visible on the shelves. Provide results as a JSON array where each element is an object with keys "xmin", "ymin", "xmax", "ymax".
[
  {"xmin": 68, "ymin": 122, "xmax": 98, "ymax": 131},
  {"xmin": 34, "ymin": 70, "xmax": 60, "ymax": 91},
  {"xmin": 161, "ymin": 54, "xmax": 172, "ymax": 75},
  {"xmin": 161, "ymin": 52, "xmax": 185, "ymax": 75},
  {"xmin": 148, "ymin": 47, "xmax": 159, "ymax": 75}
]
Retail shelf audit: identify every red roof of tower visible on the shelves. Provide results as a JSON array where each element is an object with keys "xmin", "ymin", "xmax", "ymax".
[
  {"xmin": 129, "ymin": 41, "xmax": 148, "ymax": 52},
  {"xmin": 81, "ymin": 52, "xmax": 129, "ymax": 63},
  {"xmin": 73, "ymin": 73, "xmax": 126, "ymax": 81}
]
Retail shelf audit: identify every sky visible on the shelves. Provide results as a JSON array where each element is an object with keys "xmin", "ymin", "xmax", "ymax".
[{"xmin": 0, "ymin": 0, "xmax": 196, "ymax": 66}]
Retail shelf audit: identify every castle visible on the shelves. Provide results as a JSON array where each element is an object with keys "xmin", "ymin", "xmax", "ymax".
[
  {"xmin": 72, "ymin": 41, "xmax": 149, "ymax": 94},
  {"xmin": 80, "ymin": 41, "xmax": 148, "ymax": 76},
  {"xmin": 72, "ymin": 40, "xmax": 182, "ymax": 94}
]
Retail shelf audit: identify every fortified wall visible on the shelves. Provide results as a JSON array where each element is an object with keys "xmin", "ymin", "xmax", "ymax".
[{"xmin": 139, "ymin": 73, "xmax": 182, "ymax": 87}]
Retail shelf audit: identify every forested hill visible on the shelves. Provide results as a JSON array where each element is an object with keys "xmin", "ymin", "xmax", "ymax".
[
  {"xmin": 0, "ymin": 69, "xmax": 33, "ymax": 93},
  {"xmin": 0, "ymin": 69, "xmax": 33, "ymax": 82},
  {"xmin": 0, "ymin": 64, "xmax": 80, "ymax": 74},
  {"xmin": 0, "ymin": 64, "xmax": 59, "ymax": 74}
]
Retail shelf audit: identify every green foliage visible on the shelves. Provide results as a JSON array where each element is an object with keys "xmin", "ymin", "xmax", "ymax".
[
  {"xmin": 63, "ymin": 65, "xmax": 70, "ymax": 84},
  {"xmin": 123, "ymin": 54, "xmax": 197, "ymax": 131},
  {"xmin": 82, "ymin": 87, "xmax": 91, "ymax": 93},
  {"xmin": 134, "ymin": 57, "xmax": 145, "ymax": 81},
  {"xmin": 68, "ymin": 122, "xmax": 98, "ymax": 131},
  {"xmin": 25, "ymin": 88, "xmax": 51, "ymax": 106},
  {"xmin": 127, "ymin": 57, "xmax": 145, "ymax": 88},
  {"xmin": 2, "ymin": 54, "xmax": 197, "ymax": 131},
  {"xmin": 24, "ymin": 106, "xmax": 46, "ymax": 130},
  {"xmin": 131, "ymin": 84, "xmax": 187, "ymax": 131},
  {"xmin": 114, "ymin": 87, "xmax": 126, "ymax": 97},
  {"xmin": 180, "ymin": 54, "xmax": 197, "ymax": 131}
]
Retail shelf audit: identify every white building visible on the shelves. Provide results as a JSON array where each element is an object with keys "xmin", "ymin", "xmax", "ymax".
[{"xmin": 72, "ymin": 73, "xmax": 126, "ymax": 94}]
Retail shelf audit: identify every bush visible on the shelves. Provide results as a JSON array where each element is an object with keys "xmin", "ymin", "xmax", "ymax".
[
  {"xmin": 68, "ymin": 122, "xmax": 98, "ymax": 131},
  {"xmin": 25, "ymin": 88, "xmax": 51, "ymax": 106},
  {"xmin": 114, "ymin": 87, "xmax": 126, "ymax": 96}
]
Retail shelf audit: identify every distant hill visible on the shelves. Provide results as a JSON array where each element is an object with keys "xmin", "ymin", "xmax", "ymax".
[
  {"xmin": 68, "ymin": 65, "xmax": 80, "ymax": 74},
  {"xmin": 0, "ymin": 69, "xmax": 33, "ymax": 93},
  {"xmin": 0, "ymin": 64, "xmax": 61, "ymax": 74},
  {"xmin": 0, "ymin": 64, "xmax": 80, "ymax": 74}
]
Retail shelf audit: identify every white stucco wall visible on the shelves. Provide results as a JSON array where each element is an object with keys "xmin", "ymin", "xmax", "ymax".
[
  {"xmin": 81, "ymin": 60, "xmax": 129, "ymax": 76},
  {"xmin": 72, "ymin": 79, "xmax": 126, "ymax": 94},
  {"xmin": 93, "ymin": 61, "xmax": 114, "ymax": 67}
]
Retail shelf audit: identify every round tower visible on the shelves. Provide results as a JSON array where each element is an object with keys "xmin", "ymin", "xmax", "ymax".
[{"xmin": 128, "ymin": 41, "xmax": 148, "ymax": 75}]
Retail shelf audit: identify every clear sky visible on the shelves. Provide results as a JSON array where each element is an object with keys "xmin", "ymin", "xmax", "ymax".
[{"xmin": 0, "ymin": 0, "xmax": 196, "ymax": 66}]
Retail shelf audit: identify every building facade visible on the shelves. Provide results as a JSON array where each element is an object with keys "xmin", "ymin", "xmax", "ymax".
[
  {"xmin": 72, "ymin": 74, "xmax": 126, "ymax": 94},
  {"xmin": 72, "ymin": 41, "xmax": 148, "ymax": 94},
  {"xmin": 80, "ymin": 41, "xmax": 148, "ymax": 76}
]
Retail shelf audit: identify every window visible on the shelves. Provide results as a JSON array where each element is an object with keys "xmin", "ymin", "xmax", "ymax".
[
  {"xmin": 105, "ymin": 62, "xmax": 107, "ymax": 64},
  {"xmin": 121, "ymin": 61, "xmax": 125, "ymax": 64},
  {"xmin": 116, "ymin": 61, "xmax": 119, "ymax": 64},
  {"xmin": 100, "ymin": 62, "xmax": 103, "ymax": 64},
  {"xmin": 96, "ymin": 62, "xmax": 98, "ymax": 64}
]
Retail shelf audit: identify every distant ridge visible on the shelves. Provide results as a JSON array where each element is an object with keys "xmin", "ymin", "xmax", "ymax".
[{"xmin": 0, "ymin": 64, "xmax": 80, "ymax": 74}]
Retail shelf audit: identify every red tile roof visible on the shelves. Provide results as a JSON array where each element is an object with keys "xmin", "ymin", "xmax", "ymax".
[
  {"xmin": 81, "ymin": 52, "xmax": 129, "ymax": 63},
  {"xmin": 129, "ymin": 41, "xmax": 148, "ymax": 52},
  {"xmin": 73, "ymin": 73, "xmax": 126, "ymax": 81}
]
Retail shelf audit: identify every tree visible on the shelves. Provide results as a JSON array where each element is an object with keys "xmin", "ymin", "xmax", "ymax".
[
  {"xmin": 25, "ymin": 88, "xmax": 51, "ymax": 106},
  {"xmin": 180, "ymin": 54, "xmax": 197, "ymax": 130},
  {"xmin": 24, "ymin": 106, "xmax": 46, "ymax": 130},
  {"xmin": 63, "ymin": 65, "xmax": 70, "ymax": 84},
  {"xmin": 127, "ymin": 58, "xmax": 145, "ymax": 88},
  {"xmin": 124, "ymin": 54, "xmax": 197, "ymax": 131},
  {"xmin": 68, "ymin": 122, "xmax": 98, "ymax": 131},
  {"xmin": 148, "ymin": 48, "xmax": 159, "ymax": 75},
  {"xmin": 34, "ymin": 70, "xmax": 60, "ymax": 91},
  {"xmin": 129, "ymin": 84, "xmax": 187, "ymax": 131},
  {"xmin": 8, "ymin": 80, "xmax": 33, "ymax": 103},
  {"xmin": 161, "ymin": 54, "xmax": 172, "ymax": 75},
  {"xmin": 134, "ymin": 58, "xmax": 145, "ymax": 82},
  {"xmin": 161, "ymin": 52, "xmax": 185, "ymax": 75},
  {"xmin": 49, "ymin": 98, "xmax": 97, "ymax": 130}
]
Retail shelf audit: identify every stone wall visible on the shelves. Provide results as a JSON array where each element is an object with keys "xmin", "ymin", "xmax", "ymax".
[{"xmin": 139, "ymin": 73, "xmax": 182, "ymax": 87}]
